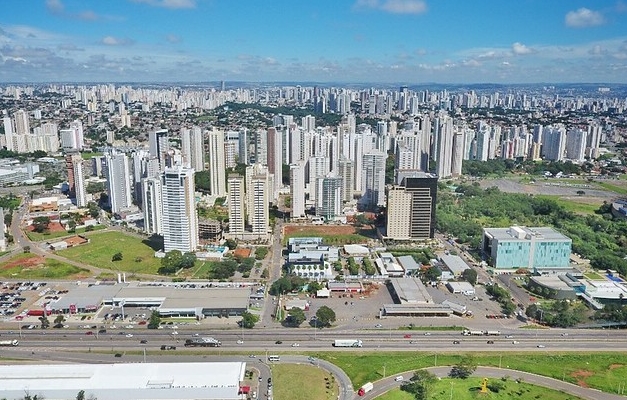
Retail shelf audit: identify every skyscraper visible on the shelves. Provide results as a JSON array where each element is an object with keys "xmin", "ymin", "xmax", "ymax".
[
  {"xmin": 161, "ymin": 166, "xmax": 198, "ymax": 253},
  {"xmin": 316, "ymin": 175, "xmax": 343, "ymax": 221},
  {"xmin": 142, "ymin": 177, "xmax": 162, "ymax": 235},
  {"xmin": 338, "ymin": 157, "xmax": 354, "ymax": 202},
  {"xmin": 207, "ymin": 128, "xmax": 226, "ymax": 197},
  {"xmin": 386, "ymin": 173, "xmax": 438, "ymax": 240},
  {"xmin": 266, "ymin": 127, "xmax": 282, "ymax": 200},
  {"xmin": 105, "ymin": 153, "xmax": 133, "ymax": 213},
  {"xmin": 248, "ymin": 170, "xmax": 269, "ymax": 235},
  {"xmin": 290, "ymin": 162, "xmax": 306, "ymax": 219},
  {"xmin": 181, "ymin": 127, "xmax": 205, "ymax": 172},
  {"xmin": 361, "ymin": 151, "xmax": 387, "ymax": 208},
  {"xmin": 149, "ymin": 129, "xmax": 169, "ymax": 171}
]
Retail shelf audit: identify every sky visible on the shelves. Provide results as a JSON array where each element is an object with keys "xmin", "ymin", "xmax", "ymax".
[{"xmin": 1, "ymin": 0, "xmax": 627, "ymax": 84}]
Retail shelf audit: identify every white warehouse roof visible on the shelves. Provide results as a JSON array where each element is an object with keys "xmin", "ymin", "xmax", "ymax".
[{"xmin": 0, "ymin": 362, "xmax": 246, "ymax": 400}]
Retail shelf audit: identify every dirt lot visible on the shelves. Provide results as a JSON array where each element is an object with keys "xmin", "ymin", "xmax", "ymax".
[{"xmin": 1, "ymin": 255, "xmax": 47, "ymax": 270}]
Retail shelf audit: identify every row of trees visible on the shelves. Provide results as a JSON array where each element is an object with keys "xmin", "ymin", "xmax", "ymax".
[
  {"xmin": 525, "ymin": 301, "xmax": 585, "ymax": 328},
  {"xmin": 401, "ymin": 356, "xmax": 478, "ymax": 399}
]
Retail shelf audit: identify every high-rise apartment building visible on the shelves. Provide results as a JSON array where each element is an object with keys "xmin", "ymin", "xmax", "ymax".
[
  {"xmin": 227, "ymin": 175, "xmax": 245, "ymax": 235},
  {"xmin": 181, "ymin": 127, "xmax": 205, "ymax": 172},
  {"xmin": 266, "ymin": 127, "xmax": 282, "ymax": 199},
  {"xmin": 65, "ymin": 152, "xmax": 87, "ymax": 207},
  {"xmin": 386, "ymin": 173, "xmax": 438, "ymax": 240},
  {"xmin": 161, "ymin": 166, "xmax": 198, "ymax": 253},
  {"xmin": 316, "ymin": 175, "xmax": 343, "ymax": 221},
  {"xmin": 290, "ymin": 162, "xmax": 306, "ymax": 219},
  {"xmin": 337, "ymin": 157, "xmax": 354, "ymax": 202},
  {"xmin": 248, "ymin": 170, "xmax": 269, "ymax": 235},
  {"xmin": 105, "ymin": 153, "xmax": 133, "ymax": 214},
  {"xmin": 207, "ymin": 128, "xmax": 226, "ymax": 197},
  {"xmin": 142, "ymin": 177, "xmax": 162, "ymax": 235},
  {"xmin": 149, "ymin": 129, "xmax": 169, "ymax": 170},
  {"xmin": 361, "ymin": 152, "xmax": 387, "ymax": 208}
]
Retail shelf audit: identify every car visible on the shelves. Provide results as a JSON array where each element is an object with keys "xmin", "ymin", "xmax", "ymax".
[
  {"xmin": 375, "ymin": 324, "xmax": 382, "ymax": 328},
  {"xmin": 275, "ymin": 340, "xmax": 282, "ymax": 344},
  {"xmin": 85, "ymin": 331, "xmax": 93, "ymax": 335},
  {"xmin": 249, "ymin": 354, "xmax": 256, "ymax": 358},
  {"xmin": 98, "ymin": 329, "xmax": 107, "ymax": 334},
  {"xmin": 561, "ymin": 333, "xmax": 569, "ymax": 336},
  {"xmin": 114, "ymin": 353, "xmax": 122, "ymax": 358},
  {"xmin": 512, "ymin": 341, "xmax": 520, "ymax": 344},
  {"xmin": 160, "ymin": 345, "xmax": 176, "ymax": 350},
  {"xmin": 505, "ymin": 335, "xmax": 513, "ymax": 339},
  {"xmin": 537, "ymin": 345, "xmax": 546, "ymax": 348},
  {"xmin": 258, "ymin": 376, "xmax": 262, "ymax": 381},
  {"xmin": 409, "ymin": 340, "xmax": 418, "ymax": 344},
  {"xmin": 452, "ymin": 340, "xmax": 461, "ymax": 344},
  {"xmin": 487, "ymin": 340, "xmax": 494, "ymax": 344},
  {"xmin": 251, "ymin": 391, "xmax": 256, "ymax": 399},
  {"xmin": 193, "ymin": 333, "xmax": 200, "ymax": 337},
  {"xmin": 140, "ymin": 339, "xmax": 148, "ymax": 344},
  {"xmin": 171, "ymin": 331, "xmax": 178, "ymax": 335},
  {"xmin": 395, "ymin": 376, "xmax": 404, "ymax": 382},
  {"xmin": 291, "ymin": 343, "xmax": 300, "ymax": 347},
  {"xmin": 125, "ymin": 333, "xmax": 133, "ymax": 338},
  {"xmin": 423, "ymin": 332, "xmax": 431, "ymax": 336},
  {"xmin": 236, "ymin": 339, "xmax": 244, "ymax": 344},
  {"xmin": 403, "ymin": 334, "xmax": 412, "ymax": 338}
]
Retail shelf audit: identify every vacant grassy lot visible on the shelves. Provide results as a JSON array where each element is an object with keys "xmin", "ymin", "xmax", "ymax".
[
  {"xmin": 282, "ymin": 225, "xmax": 375, "ymax": 245},
  {"xmin": 58, "ymin": 231, "xmax": 162, "ymax": 275},
  {"xmin": 534, "ymin": 194, "xmax": 603, "ymax": 215},
  {"xmin": 315, "ymin": 352, "xmax": 627, "ymax": 394},
  {"xmin": 272, "ymin": 363, "xmax": 338, "ymax": 400},
  {"xmin": 379, "ymin": 379, "xmax": 583, "ymax": 400},
  {"xmin": 26, "ymin": 225, "xmax": 105, "ymax": 242},
  {"xmin": 0, "ymin": 253, "xmax": 90, "ymax": 279}
]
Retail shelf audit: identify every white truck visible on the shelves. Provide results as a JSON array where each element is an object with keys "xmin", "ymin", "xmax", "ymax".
[
  {"xmin": 0, "ymin": 340, "xmax": 19, "ymax": 346},
  {"xmin": 462, "ymin": 330, "xmax": 484, "ymax": 336},
  {"xmin": 184, "ymin": 337, "xmax": 221, "ymax": 347},
  {"xmin": 333, "ymin": 339, "xmax": 363, "ymax": 347},
  {"xmin": 485, "ymin": 330, "xmax": 501, "ymax": 336},
  {"xmin": 358, "ymin": 382, "xmax": 373, "ymax": 396}
]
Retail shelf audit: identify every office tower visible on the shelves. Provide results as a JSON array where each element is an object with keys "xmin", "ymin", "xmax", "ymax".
[
  {"xmin": 161, "ymin": 166, "xmax": 198, "ymax": 253},
  {"xmin": 238, "ymin": 128, "xmax": 249, "ymax": 165},
  {"xmin": 227, "ymin": 174, "xmax": 245, "ymax": 235},
  {"xmin": 207, "ymin": 128, "xmax": 226, "ymax": 197},
  {"xmin": 565, "ymin": 129, "xmax": 587, "ymax": 162},
  {"xmin": 254, "ymin": 129, "xmax": 268, "ymax": 165},
  {"xmin": 316, "ymin": 175, "xmax": 343, "ymax": 221},
  {"xmin": 290, "ymin": 162, "xmax": 306, "ymax": 219},
  {"xmin": 338, "ymin": 157, "xmax": 354, "ymax": 202},
  {"xmin": 434, "ymin": 115, "xmax": 454, "ymax": 178},
  {"xmin": 149, "ymin": 129, "xmax": 169, "ymax": 170},
  {"xmin": 181, "ymin": 127, "xmax": 205, "ymax": 172},
  {"xmin": 386, "ymin": 173, "xmax": 438, "ymax": 240},
  {"xmin": 65, "ymin": 152, "xmax": 87, "ymax": 207},
  {"xmin": 105, "ymin": 153, "xmax": 133, "ymax": 213},
  {"xmin": 247, "ymin": 167, "xmax": 269, "ymax": 235},
  {"xmin": 395, "ymin": 143, "xmax": 414, "ymax": 171},
  {"xmin": 266, "ymin": 127, "xmax": 282, "ymax": 199},
  {"xmin": 142, "ymin": 177, "xmax": 162, "ymax": 235},
  {"xmin": 361, "ymin": 152, "xmax": 387, "ymax": 208}
]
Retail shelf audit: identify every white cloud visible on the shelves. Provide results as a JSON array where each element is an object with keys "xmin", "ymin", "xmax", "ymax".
[
  {"xmin": 565, "ymin": 8, "xmax": 605, "ymax": 28},
  {"xmin": 46, "ymin": 0, "xmax": 64, "ymax": 14},
  {"xmin": 165, "ymin": 34, "xmax": 181, "ymax": 43},
  {"xmin": 101, "ymin": 36, "xmax": 133, "ymax": 46},
  {"xmin": 354, "ymin": 0, "xmax": 427, "ymax": 14},
  {"xmin": 132, "ymin": 0, "xmax": 196, "ymax": 9},
  {"xmin": 512, "ymin": 42, "xmax": 532, "ymax": 55}
]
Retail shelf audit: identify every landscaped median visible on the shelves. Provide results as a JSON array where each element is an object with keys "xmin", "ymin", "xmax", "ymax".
[{"xmin": 315, "ymin": 352, "xmax": 627, "ymax": 395}]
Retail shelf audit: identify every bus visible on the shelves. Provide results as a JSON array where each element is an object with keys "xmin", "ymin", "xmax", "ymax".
[{"xmin": 267, "ymin": 355, "xmax": 280, "ymax": 362}]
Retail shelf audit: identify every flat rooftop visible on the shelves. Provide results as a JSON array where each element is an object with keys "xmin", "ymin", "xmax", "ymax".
[
  {"xmin": 1, "ymin": 362, "xmax": 246, "ymax": 400},
  {"xmin": 484, "ymin": 226, "xmax": 571, "ymax": 242},
  {"xmin": 389, "ymin": 277, "xmax": 433, "ymax": 304}
]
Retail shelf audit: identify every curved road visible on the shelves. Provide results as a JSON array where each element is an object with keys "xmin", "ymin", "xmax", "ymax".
[{"xmin": 363, "ymin": 366, "xmax": 627, "ymax": 400}]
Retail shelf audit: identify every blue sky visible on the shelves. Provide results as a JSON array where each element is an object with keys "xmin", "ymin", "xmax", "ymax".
[{"xmin": 1, "ymin": 0, "xmax": 626, "ymax": 83}]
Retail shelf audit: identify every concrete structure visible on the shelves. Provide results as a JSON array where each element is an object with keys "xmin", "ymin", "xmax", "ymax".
[
  {"xmin": 290, "ymin": 162, "xmax": 306, "ymax": 219},
  {"xmin": 388, "ymin": 277, "xmax": 433, "ymax": 304},
  {"xmin": 1, "ymin": 362, "xmax": 246, "ymax": 400},
  {"xmin": 327, "ymin": 281, "xmax": 363, "ymax": 293},
  {"xmin": 446, "ymin": 281, "xmax": 476, "ymax": 295},
  {"xmin": 142, "ymin": 176, "xmax": 163, "ymax": 235},
  {"xmin": 375, "ymin": 253, "xmax": 404, "ymax": 277},
  {"xmin": 396, "ymin": 255, "xmax": 421, "ymax": 276},
  {"xmin": 439, "ymin": 254, "xmax": 469, "ymax": 277},
  {"xmin": 227, "ymin": 174, "xmax": 246, "ymax": 235},
  {"xmin": 181, "ymin": 126, "xmax": 205, "ymax": 172},
  {"xmin": 381, "ymin": 303, "xmax": 452, "ymax": 317},
  {"xmin": 161, "ymin": 166, "xmax": 198, "ymax": 253},
  {"xmin": 149, "ymin": 128, "xmax": 170, "ymax": 171},
  {"xmin": 65, "ymin": 152, "xmax": 87, "ymax": 208},
  {"xmin": 386, "ymin": 173, "xmax": 438, "ymax": 240},
  {"xmin": 482, "ymin": 226, "xmax": 572, "ymax": 270},
  {"xmin": 207, "ymin": 128, "xmax": 226, "ymax": 197},
  {"xmin": 361, "ymin": 151, "xmax": 386, "ymax": 208},
  {"xmin": 104, "ymin": 152, "xmax": 133, "ymax": 213},
  {"xmin": 316, "ymin": 174, "xmax": 343, "ymax": 221}
]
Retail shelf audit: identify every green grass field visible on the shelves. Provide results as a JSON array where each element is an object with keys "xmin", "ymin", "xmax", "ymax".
[
  {"xmin": 315, "ymin": 352, "xmax": 627, "ymax": 394},
  {"xmin": 26, "ymin": 225, "xmax": 106, "ymax": 242},
  {"xmin": 534, "ymin": 195, "xmax": 602, "ymax": 215},
  {"xmin": 378, "ymin": 378, "xmax": 584, "ymax": 400},
  {"xmin": 58, "ymin": 231, "xmax": 162, "ymax": 275},
  {"xmin": 595, "ymin": 181, "xmax": 627, "ymax": 195},
  {"xmin": 0, "ymin": 253, "xmax": 90, "ymax": 279},
  {"xmin": 272, "ymin": 363, "xmax": 339, "ymax": 400}
]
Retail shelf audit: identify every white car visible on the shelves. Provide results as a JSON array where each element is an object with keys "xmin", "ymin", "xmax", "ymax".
[
  {"xmin": 505, "ymin": 335, "xmax": 513, "ymax": 339},
  {"xmin": 171, "ymin": 331, "xmax": 178, "ymax": 335},
  {"xmin": 395, "ymin": 376, "xmax": 404, "ymax": 382},
  {"xmin": 236, "ymin": 339, "xmax": 244, "ymax": 344},
  {"xmin": 512, "ymin": 341, "xmax": 520, "ymax": 344},
  {"xmin": 537, "ymin": 344, "xmax": 546, "ymax": 348},
  {"xmin": 291, "ymin": 343, "xmax": 300, "ymax": 347},
  {"xmin": 125, "ymin": 333, "xmax": 133, "ymax": 338}
]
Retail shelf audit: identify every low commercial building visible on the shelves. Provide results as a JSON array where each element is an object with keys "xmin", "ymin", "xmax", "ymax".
[
  {"xmin": 381, "ymin": 303, "xmax": 452, "ymax": 317},
  {"xmin": 482, "ymin": 226, "xmax": 572, "ymax": 270},
  {"xmin": 376, "ymin": 252, "xmax": 405, "ymax": 277},
  {"xmin": 388, "ymin": 278, "xmax": 433, "ymax": 304},
  {"xmin": 446, "ymin": 281, "xmax": 476, "ymax": 295},
  {"xmin": 396, "ymin": 255, "xmax": 421, "ymax": 276},
  {"xmin": 1, "ymin": 362, "xmax": 246, "ymax": 400},
  {"xmin": 327, "ymin": 281, "xmax": 363, "ymax": 293},
  {"xmin": 439, "ymin": 254, "xmax": 469, "ymax": 277}
]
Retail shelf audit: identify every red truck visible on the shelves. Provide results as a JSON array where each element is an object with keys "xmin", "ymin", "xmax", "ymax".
[{"xmin": 358, "ymin": 382, "xmax": 373, "ymax": 396}]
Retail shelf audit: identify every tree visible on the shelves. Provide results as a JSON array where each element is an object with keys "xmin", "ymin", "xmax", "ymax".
[
  {"xmin": 38, "ymin": 315, "xmax": 50, "ymax": 329},
  {"xmin": 254, "ymin": 247, "xmax": 269, "ymax": 260},
  {"xmin": 147, "ymin": 311, "xmax": 161, "ymax": 329},
  {"xmin": 400, "ymin": 370, "xmax": 437, "ymax": 400},
  {"xmin": 224, "ymin": 238, "xmax": 237, "ymax": 250},
  {"xmin": 449, "ymin": 355, "xmax": 477, "ymax": 379},
  {"xmin": 111, "ymin": 252, "xmax": 123, "ymax": 262},
  {"xmin": 23, "ymin": 245, "xmax": 31, "ymax": 253},
  {"xmin": 315, "ymin": 305, "xmax": 336, "ymax": 327},
  {"xmin": 54, "ymin": 315, "xmax": 65, "ymax": 324},
  {"xmin": 32, "ymin": 216, "xmax": 51, "ymax": 233},
  {"xmin": 76, "ymin": 390, "xmax": 85, "ymax": 400},
  {"xmin": 422, "ymin": 266, "xmax": 441, "ymax": 283},
  {"xmin": 269, "ymin": 277, "xmax": 293, "ymax": 295},
  {"xmin": 67, "ymin": 220, "xmax": 77, "ymax": 233},
  {"xmin": 240, "ymin": 311, "xmax": 259, "ymax": 329},
  {"xmin": 286, "ymin": 308, "xmax": 306, "ymax": 327},
  {"xmin": 461, "ymin": 268, "xmax": 477, "ymax": 285}
]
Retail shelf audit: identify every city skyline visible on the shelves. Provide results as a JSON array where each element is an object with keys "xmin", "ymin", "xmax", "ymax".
[{"xmin": 1, "ymin": 0, "xmax": 626, "ymax": 84}]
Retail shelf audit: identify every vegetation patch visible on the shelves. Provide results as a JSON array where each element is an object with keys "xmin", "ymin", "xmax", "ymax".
[
  {"xmin": 58, "ymin": 231, "xmax": 162, "ymax": 275},
  {"xmin": 272, "ymin": 363, "xmax": 338, "ymax": 400},
  {"xmin": 282, "ymin": 225, "xmax": 375, "ymax": 245},
  {"xmin": 0, "ymin": 253, "xmax": 90, "ymax": 279},
  {"xmin": 314, "ymin": 351, "xmax": 627, "ymax": 394}
]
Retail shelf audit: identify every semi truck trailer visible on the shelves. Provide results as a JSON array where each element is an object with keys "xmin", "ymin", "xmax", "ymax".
[
  {"xmin": 0, "ymin": 340, "xmax": 19, "ymax": 346},
  {"xmin": 333, "ymin": 339, "xmax": 363, "ymax": 347},
  {"xmin": 358, "ymin": 382, "xmax": 373, "ymax": 396}
]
